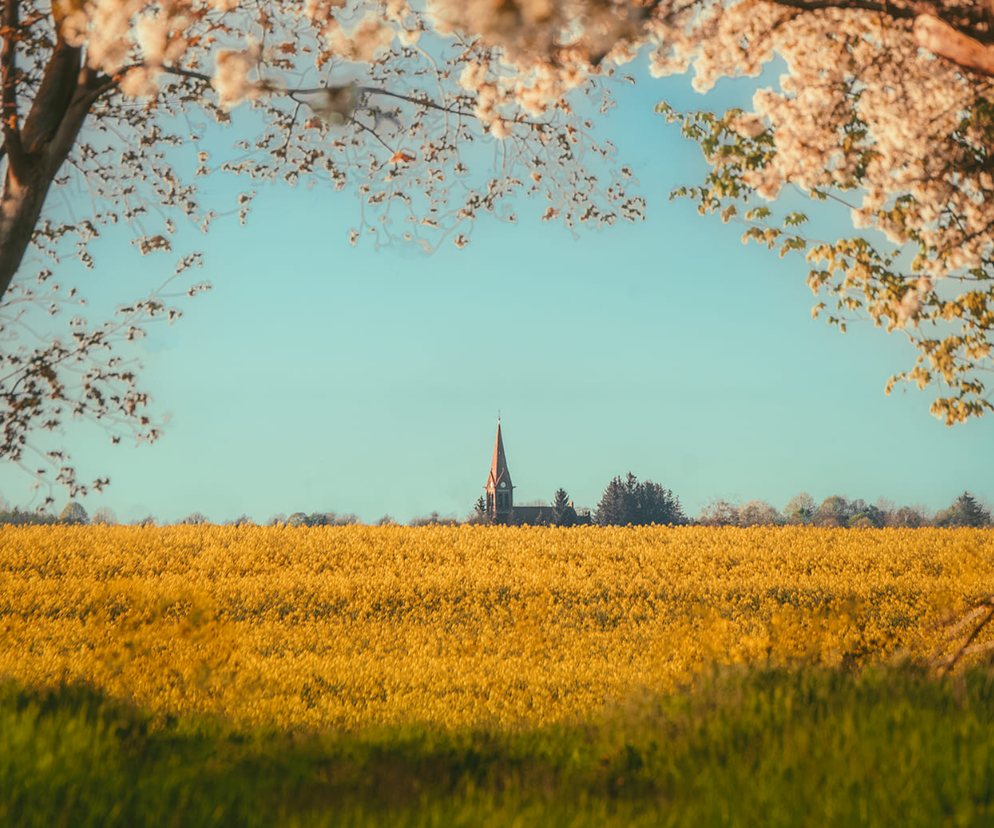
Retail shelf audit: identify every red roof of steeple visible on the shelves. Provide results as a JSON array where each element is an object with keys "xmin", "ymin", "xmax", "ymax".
[{"xmin": 486, "ymin": 419, "xmax": 512, "ymax": 491}]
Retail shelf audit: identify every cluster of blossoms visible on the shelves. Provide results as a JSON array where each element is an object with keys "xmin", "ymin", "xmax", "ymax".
[
  {"xmin": 419, "ymin": 0, "xmax": 994, "ymax": 421},
  {"xmin": 58, "ymin": 0, "xmax": 412, "ymax": 106},
  {"xmin": 73, "ymin": 0, "xmax": 993, "ymax": 285},
  {"xmin": 2, "ymin": 2, "xmax": 647, "ymax": 506},
  {"xmin": 430, "ymin": 0, "xmax": 661, "ymax": 142},
  {"xmin": 734, "ymin": 9, "xmax": 994, "ymax": 278},
  {"xmin": 435, "ymin": 0, "xmax": 994, "ymax": 282},
  {"xmin": 7, "ymin": 0, "xmax": 993, "ymax": 447},
  {"xmin": 63, "ymin": 0, "xmax": 196, "ymax": 83},
  {"xmin": 653, "ymin": 1, "xmax": 994, "ymax": 422}
]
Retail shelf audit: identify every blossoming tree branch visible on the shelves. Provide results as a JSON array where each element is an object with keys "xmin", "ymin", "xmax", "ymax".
[
  {"xmin": 455, "ymin": 0, "xmax": 994, "ymax": 425},
  {"xmin": 1, "ymin": 0, "xmax": 992, "ymax": 500},
  {"xmin": 0, "ymin": 0, "xmax": 644, "ymax": 498},
  {"xmin": 435, "ymin": 0, "xmax": 994, "ymax": 424}
]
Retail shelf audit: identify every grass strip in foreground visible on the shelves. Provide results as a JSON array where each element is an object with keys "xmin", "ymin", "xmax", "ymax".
[{"xmin": 2, "ymin": 663, "xmax": 993, "ymax": 827}]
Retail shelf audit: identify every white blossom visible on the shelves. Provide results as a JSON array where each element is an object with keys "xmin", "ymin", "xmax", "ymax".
[{"xmin": 212, "ymin": 44, "xmax": 263, "ymax": 108}]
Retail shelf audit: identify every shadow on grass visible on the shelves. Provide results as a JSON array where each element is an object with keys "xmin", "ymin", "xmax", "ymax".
[{"xmin": 3, "ymin": 662, "xmax": 994, "ymax": 827}]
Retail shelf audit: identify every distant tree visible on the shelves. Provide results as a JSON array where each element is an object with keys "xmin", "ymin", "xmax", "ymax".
[
  {"xmin": 696, "ymin": 498, "xmax": 740, "ymax": 527},
  {"xmin": 737, "ymin": 500, "xmax": 781, "ymax": 527},
  {"xmin": 551, "ymin": 488, "xmax": 577, "ymax": 527},
  {"xmin": 58, "ymin": 502, "xmax": 89, "ymax": 525},
  {"xmin": 286, "ymin": 512, "xmax": 309, "ymax": 528},
  {"xmin": 596, "ymin": 475, "xmax": 632, "ymax": 526},
  {"xmin": 815, "ymin": 496, "xmax": 854, "ymax": 528},
  {"xmin": 469, "ymin": 496, "xmax": 490, "ymax": 525},
  {"xmin": 91, "ymin": 506, "xmax": 117, "ymax": 525},
  {"xmin": 464, "ymin": 496, "xmax": 492, "ymax": 526},
  {"xmin": 936, "ymin": 492, "xmax": 992, "ymax": 528},
  {"xmin": 782, "ymin": 493, "xmax": 817, "ymax": 526},
  {"xmin": 409, "ymin": 511, "xmax": 457, "ymax": 527},
  {"xmin": 888, "ymin": 505, "xmax": 931, "ymax": 528},
  {"xmin": 864, "ymin": 506, "xmax": 887, "ymax": 529},
  {"xmin": 597, "ymin": 472, "xmax": 684, "ymax": 526},
  {"xmin": 847, "ymin": 500, "xmax": 886, "ymax": 529},
  {"xmin": 375, "ymin": 515, "xmax": 397, "ymax": 526},
  {"xmin": 266, "ymin": 514, "xmax": 287, "ymax": 527},
  {"xmin": 131, "ymin": 515, "xmax": 157, "ymax": 527},
  {"xmin": 178, "ymin": 512, "xmax": 210, "ymax": 525},
  {"xmin": 303, "ymin": 511, "xmax": 359, "ymax": 527},
  {"xmin": 846, "ymin": 498, "xmax": 864, "ymax": 526},
  {"xmin": 0, "ymin": 507, "xmax": 57, "ymax": 525},
  {"xmin": 875, "ymin": 498, "xmax": 896, "ymax": 520},
  {"xmin": 225, "ymin": 514, "xmax": 255, "ymax": 526},
  {"xmin": 638, "ymin": 479, "xmax": 685, "ymax": 526}
]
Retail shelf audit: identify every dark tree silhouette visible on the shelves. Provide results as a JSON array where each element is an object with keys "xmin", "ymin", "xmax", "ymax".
[
  {"xmin": 597, "ymin": 472, "xmax": 684, "ymax": 526},
  {"xmin": 551, "ymin": 488, "xmax": 576, "ymax": 527},
  {"xmin": 936, "ymin": 492, "xmax": 992, "ymax": 528}
]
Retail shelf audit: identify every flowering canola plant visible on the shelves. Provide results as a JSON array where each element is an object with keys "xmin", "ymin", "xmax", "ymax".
[{"xmin": 1, "ymin": 525, "xmax": 992, "ymax": 731}]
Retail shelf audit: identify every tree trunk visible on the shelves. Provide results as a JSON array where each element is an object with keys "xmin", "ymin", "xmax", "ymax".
[
  {"xmin": 914, "ymin": 14, "xmax": 994, "ymax": 76},
  {"xmin": 0, "ymin": 29, "xmax": 110, "ymax": 300},
  {"xmin": 0, "ymin": 169, "xmax": 54, "ymax": 297}
]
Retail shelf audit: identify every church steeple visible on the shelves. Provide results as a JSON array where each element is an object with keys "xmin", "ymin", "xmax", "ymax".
[{"xmin": 485, "ymin": 418, "xmax": 514, "ymax": 523}]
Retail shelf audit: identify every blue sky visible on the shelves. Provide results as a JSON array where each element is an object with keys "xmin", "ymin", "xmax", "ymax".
[{"xmin": 2, "ymin": 61, "xmax": 991, "ymax": 524}]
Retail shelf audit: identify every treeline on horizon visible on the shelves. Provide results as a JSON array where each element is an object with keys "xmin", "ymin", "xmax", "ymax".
[
  {"xmin": 516, "ymin": 474, "xmax": 992, "ymax": 530},
  {"xmin": 0, "ymin": 474, "xmax": 991, "ymax": 529}
]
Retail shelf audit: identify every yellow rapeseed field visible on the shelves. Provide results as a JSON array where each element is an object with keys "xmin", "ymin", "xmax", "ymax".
[{"xmin": 1, "ymin": 525, "xmax": 992, "ymax": 730}]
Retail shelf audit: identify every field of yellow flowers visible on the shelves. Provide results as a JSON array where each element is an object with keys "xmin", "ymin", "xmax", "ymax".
[{"xmin": 1, "ymin": 525, "xmax": 992, "ymax": 731}]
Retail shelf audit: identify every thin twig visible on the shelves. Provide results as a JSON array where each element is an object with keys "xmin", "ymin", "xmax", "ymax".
[
  {"xmin": 935, "ymin": 639, "xmax": 994, "ymax": 668},
  {"xmin": 938, "ymin": 598, "xmax": 994, "ymax": 675}
]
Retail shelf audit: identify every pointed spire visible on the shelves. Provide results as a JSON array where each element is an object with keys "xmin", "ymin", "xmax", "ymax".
[{"xmin": 487, "ymin": 418, "xmax": 512, "ymax": 491}]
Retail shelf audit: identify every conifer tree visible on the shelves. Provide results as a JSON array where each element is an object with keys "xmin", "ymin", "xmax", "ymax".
[
  {"xmin": 936, "ymin": 492, "xmax": 992, "ymax": 528},
  {"xmin": 597, "ymin": 472, "xmax": 684, "ymax": 526},
  {"xmin": 596, "ymin": 476, "xmax": 631, "ymax": 526},
  {"xmin": 551, "ymin": 488, "xmax": 576, "ymax": 527}
]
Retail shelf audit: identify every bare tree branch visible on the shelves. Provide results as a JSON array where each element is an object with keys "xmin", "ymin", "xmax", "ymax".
[{"xmin": 1, "ymin": 0, "xmax": 28, "ymax": 182}]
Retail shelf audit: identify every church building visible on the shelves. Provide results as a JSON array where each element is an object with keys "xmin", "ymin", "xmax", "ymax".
[{"xmin": 484, "ymin": 419, "xmax": 589, "ymax": 525}]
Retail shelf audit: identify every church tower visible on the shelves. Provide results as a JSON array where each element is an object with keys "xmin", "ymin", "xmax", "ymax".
[{"xmin": 485, "ymin": 419, "xmax": 514, "ymax": 523}]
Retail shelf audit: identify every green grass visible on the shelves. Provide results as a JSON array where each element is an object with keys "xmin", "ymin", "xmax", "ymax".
[{"xmin": 3, "ymin": 663, "xmax": 994, "ymax": 827}]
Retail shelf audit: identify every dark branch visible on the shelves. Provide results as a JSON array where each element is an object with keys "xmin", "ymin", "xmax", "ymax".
[
  {"xmin": 1, "ymin": 0, "xmax": 28, "ymax": 181},
  {"xmin": 159, "ymin": 68, "xmax": 550, "ymax": 130},
  {"xmin": 288, "ymin": 84, "xmax": 551, "ymax": 129},
  {"xmin": 358, "ymin": 86, "xmax": 480, "ymax": 119},
  {"xmin": 352, "ymin": 117, "xmax": 395, "ymax": 153},
  {"xmin": 20, "ymin": 34, "xmax": 84, "ymax": 155},
  {"xmin": 158, "ymin": 64, "xmax": 214, "ymax": 85},
  {"xmin": 764, "ymin": 0, "xmax": 916, "ymax": 20},
  {"xmin": 287, "ymin": 84, "xmax": 475, "ymax": 119},
  {"xmin": 763, "ymin": 0, "xmax": 993, "ymax": 41}
]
